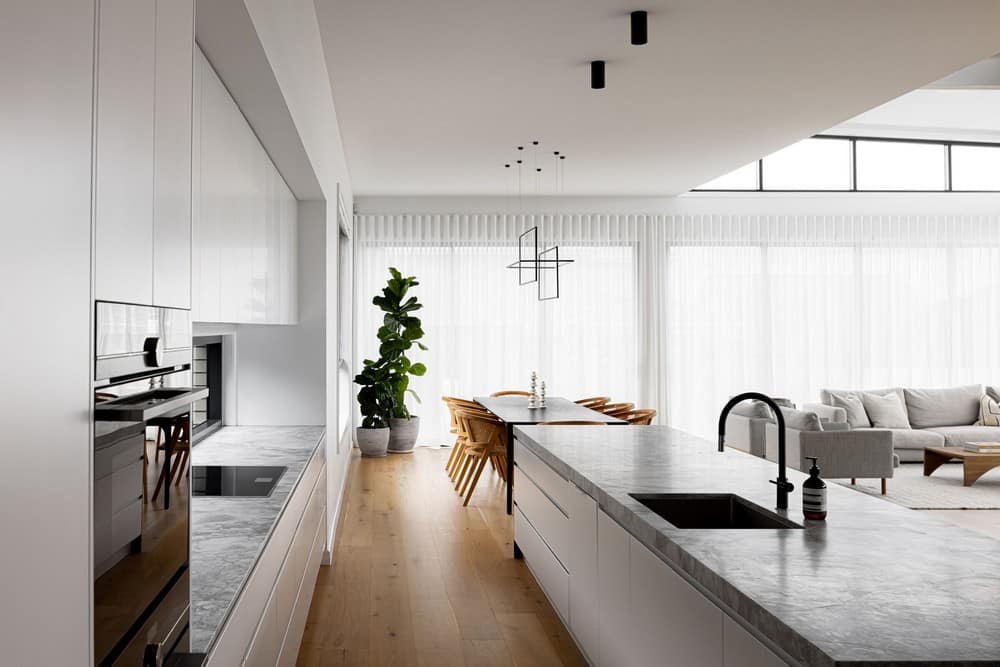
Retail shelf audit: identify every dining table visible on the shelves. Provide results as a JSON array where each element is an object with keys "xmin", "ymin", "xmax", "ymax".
[{"xmin": 473, "ymin": 395, "xmax": 628, "ymax": 514}]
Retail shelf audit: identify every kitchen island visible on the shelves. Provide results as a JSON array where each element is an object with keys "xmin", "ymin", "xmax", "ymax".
[
  {"xmin": 513, "ymin": 425, "xmax": 1000, "ymax": 667},
  {"xmin": 190, "ymin": 426, "xmax": 325, "ymax": 653}
]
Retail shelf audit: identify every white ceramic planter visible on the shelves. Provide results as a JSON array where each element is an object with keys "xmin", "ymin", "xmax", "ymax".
[
  {"xmin": 356, "ymin": 427, "xmax": 390, "ymax": 457},
  {"xmin": 387, "ymin": 416, "xmax": 420, "ymax": 453}
]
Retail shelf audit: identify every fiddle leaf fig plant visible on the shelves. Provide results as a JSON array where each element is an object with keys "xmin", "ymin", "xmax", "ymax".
[{"xmin": 354, "ymin": 267, "xmax": 428, "ymax": 427}]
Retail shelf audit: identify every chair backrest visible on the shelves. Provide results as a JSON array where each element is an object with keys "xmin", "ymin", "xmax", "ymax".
[
  {"xmin": 490, "ymin": 390, "xmax": 531, "ymax": 397},
  {"xmin": 574, "ymin": 396, "xmax": 610, "ymax": 407},
  {"xmin": 624, "ymin": 409, "xmax": 657, "ymax": 425},
  {"xmin": 539, "ymin": 420, "xmax": 608, "ymax": 426},
  {"xmin": 599, "ymin": 402, "xmax": 634, "ymax": 417},
  {"xmin": 455, "ymin": 409, "xmax": 504, "ymax": 448}
]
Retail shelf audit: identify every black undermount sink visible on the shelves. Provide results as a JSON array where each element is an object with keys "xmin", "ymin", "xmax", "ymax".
[{"xmin": 629, "ymin": 493, "xmax": 802, "ymax": 529}]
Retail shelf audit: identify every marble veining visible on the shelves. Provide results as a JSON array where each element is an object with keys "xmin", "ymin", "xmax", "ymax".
[
  {"xmin": 514, "ymin": 425, "xmax": 1000, "ymax": 667},
  {"xmin": 189, "ymin": 426, "xmax": 324, "ymax": 652}
]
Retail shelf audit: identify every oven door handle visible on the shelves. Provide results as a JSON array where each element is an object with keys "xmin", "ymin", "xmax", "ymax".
[{"xmin": 142, "ymin": 605, "xmax": 189, "ymax": 667}]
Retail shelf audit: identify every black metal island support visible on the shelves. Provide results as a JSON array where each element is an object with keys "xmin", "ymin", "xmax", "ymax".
[{"xmin": 472, "ymin": 395, "xmax": 629, "ymax": 554}]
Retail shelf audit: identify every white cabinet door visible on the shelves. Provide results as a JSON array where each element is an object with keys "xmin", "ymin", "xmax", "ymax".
[
  {"xmin": 192, "ymin": 48, "xmax": 298, "ymax": 324},
  {"xmin": 597, "ymin": 510, "xmax": 632, "ymax": 667},
  {"xmin": 94, "ymin": 0, "xmax": 156, "ymax": 305},
  {"xmin": 152, "ymin": 0, "xmax": 194, "ymax": 308},
  {"xmin": 723, "ymin": 615, "xmax": 788, "ymax": 667},
  {"xmin": 629, "ymin": 537, "xmax": 724, "ymax": 667},
  {"xmin": 565, "ymin": 485, "xmax": 599, "ymax": 665}
]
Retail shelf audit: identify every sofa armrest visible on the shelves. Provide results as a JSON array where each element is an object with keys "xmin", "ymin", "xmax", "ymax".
[
  {"xmin": 725, "ymin": 413, "xmax": 768, "ymax": 458},
  {"xmin": 803, "ymin": 403, "xmax": 847, "ymax": 425},
  {"xmin": 764, "ymin": 422, "xmax": 803, "ymax": 470},
  {"xmin": 799, "ymin": 429, "xmax": 894, "ymax": 480}
]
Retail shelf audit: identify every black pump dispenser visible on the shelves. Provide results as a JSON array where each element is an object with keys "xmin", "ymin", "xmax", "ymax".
[{"xmin": 802, "ymin": 456, "xmax": 827, "ymax": 520}]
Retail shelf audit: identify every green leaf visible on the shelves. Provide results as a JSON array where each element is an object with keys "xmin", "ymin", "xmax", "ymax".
[
  {"xmin": 407, "ymin": 389, "xmax": 422, "ymax": 404},
  {"xmin": 410, "ymin": 363, "xmax": 427, "ymax": 376},
  {"xmin": 403, "ymin": 326, "xmax": 424, "ymax": 341},
  {"xmin": 416, "ymin": 341, "xmax": 429, "ymax": 351}
]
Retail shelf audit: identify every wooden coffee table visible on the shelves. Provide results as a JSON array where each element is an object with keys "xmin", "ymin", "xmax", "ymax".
[{"xmin": 924, "ymin": 446, "xmax": 1000, "ymax": 486}]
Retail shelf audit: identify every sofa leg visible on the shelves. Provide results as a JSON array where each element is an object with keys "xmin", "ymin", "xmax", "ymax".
[
  {"xmin": 851, "ymin": 478, "xmax": 856, "ymax": 485},
  {"xmin": 881, "ymin": 478, "xmax": 887, "ymax": 495}
]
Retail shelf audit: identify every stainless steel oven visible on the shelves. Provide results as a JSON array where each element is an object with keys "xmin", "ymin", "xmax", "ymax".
[{"xmin": 93, "ymin": 302, "xmax": 207, "ymax": 666}]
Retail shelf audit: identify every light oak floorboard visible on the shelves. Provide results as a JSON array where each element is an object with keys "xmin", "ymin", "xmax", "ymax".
[{"xmin": 297, "ymin": 448, "xmax": 586, "ymax": 667}]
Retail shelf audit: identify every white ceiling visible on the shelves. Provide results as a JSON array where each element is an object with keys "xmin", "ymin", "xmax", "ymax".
[
  {"xmin": 830, "ymin": 89, "xmax": 1000, "ymax": 142},
  {"xmin": 316, "ymin": 1, "xmax": 1000, "ymax": 196}
]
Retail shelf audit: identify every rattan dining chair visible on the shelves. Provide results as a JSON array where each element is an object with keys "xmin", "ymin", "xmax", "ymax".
[
  {"xmin": 453, "ymin": 408, "xmax": 507, "ymax": 506},
  {"xmin": 623, "ymin": 409, "xmax": 657, "ymax": 425},
  {"xmin": 574, "ymin": 396, "xmax": 610, "ymax": 408},
  {"xmin": 599, "ymin": 402, "xmax": 635, "ymax": 418},
  {"xmin": 442, "ymin": 397, "xmax": 491, "ymax": 481},
  {"xmin": 490, "ymin": 390, "xmax": 531, "ymax": 397}
]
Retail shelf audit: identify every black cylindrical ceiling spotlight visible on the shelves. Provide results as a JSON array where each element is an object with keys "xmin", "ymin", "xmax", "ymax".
[
  {"xmin": 591, "ymin": 60, "xmax": 605, "ymax": 89},
  {"xmin": 630, "ymin": 11, "xmax": 648, "ymax": 45}
]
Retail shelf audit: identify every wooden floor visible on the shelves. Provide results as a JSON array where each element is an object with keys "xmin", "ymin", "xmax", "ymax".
[{"xmin": 297, "ymin": 447, "xmax": 587, "ymax": 667}]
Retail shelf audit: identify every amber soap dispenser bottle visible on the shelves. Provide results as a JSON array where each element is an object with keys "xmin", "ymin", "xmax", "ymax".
[{"xmin": 802, "ymin": 456, "xmax": 827, "ymax": 520}]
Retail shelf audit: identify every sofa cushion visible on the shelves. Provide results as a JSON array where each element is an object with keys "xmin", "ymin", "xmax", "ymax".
[
  {"xmin": 987, "ymin": 386, "xmax": 1000, "ymax": 403},
  {"xmin": 880, "ymin": 428, "xmax": 945, "ymax": 450},
  {"xmin": 978, "ymin": 394, "xmax": 1000, "ymax": 427},
  {"xmin": 775, "ymin": 406, "xmax": 822, "ymax": 431},
  {"xmin": 861, "ymin": 392, "xmax": 910, "ymax": 429},
  {"xmin": 826, "ymin": 392, "xmax": 870, "ymax": 428},
  {"xmin": 821, "ymin": 387, "xmax": 908, "ymax": 420},
  {"xmin": 903, "ymin": 385, "xmax": 981, "ymax": 428},
  {"xmin": 730, "ymin": 400, "xmax": 772, "ymax": 419},
  {"xmin": 923, "ymin": 425, "xmax": 1000, "ymax": 448}
]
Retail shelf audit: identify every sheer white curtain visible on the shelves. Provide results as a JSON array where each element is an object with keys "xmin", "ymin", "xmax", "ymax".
[
  {"xmin": 355, "ymin": 214, "xmax": 639, "ymax": 445},
  {"xmin": 357, "ymin": 210, "xmax": 1000, "ymax": 442}
]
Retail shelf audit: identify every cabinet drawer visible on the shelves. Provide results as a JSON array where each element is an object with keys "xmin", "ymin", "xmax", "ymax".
[
  {"xmin": 514, "ymin": 467, "xmax": 568, "ymax": 565},
  {"xmin": 514, "ymin": 507, "xmax": 569, "ymax": 623},
  {"xmin": 95, "ymin": 433, "xmax": 144, "ymax": 479},
  {"xmin": 95, "ymin": 459, "xmax": 143, "ymax": 515},
  {"xmin": 723, "ymin": 615, "xmax": 788, "ymax": 667},
  {"xmin": 277, "ymin": 507, "xmax": 326, "ymax": 667},
  {"xmin": 514, "ymin": 439, "xmax": 569, "ymax": 512}
]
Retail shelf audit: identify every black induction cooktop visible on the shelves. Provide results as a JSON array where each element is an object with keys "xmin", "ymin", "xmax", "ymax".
[{"xmin": 191, "ymin": 465, "xmax": 287, "ymax": 497}]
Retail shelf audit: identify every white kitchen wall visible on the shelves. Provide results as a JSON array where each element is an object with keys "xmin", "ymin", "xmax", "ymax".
[{"xmin": 0, "ymin": 2, "xmax": 95, "ymax": 662}]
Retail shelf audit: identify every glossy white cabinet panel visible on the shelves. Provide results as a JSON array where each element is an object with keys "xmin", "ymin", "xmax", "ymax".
[
  {"xmin": 630, "ymin": 537, "xmax": 724, "ymax": 667},
  {"xmin": 94, "ymin": 0, "xmax": 156, "ymax": 305},
  {"xmin": 193, "ymin": 50, "xmax": 298, "ymax": 324},
  {"xmin": 597, "ymin": 510, "xmax": 632, "ymax": 667},
  {"xmin": 723, "ymin": 615, "xmax": 788, "ymax": 667},
  {"xmin": 152, "ymin": 0, "xmax": 194, "ymax": 308}
]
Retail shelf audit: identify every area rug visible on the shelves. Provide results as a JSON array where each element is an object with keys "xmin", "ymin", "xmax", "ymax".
[{"xmin": 834, "ymin": 462, "xmax": 1000, "ymax": 509}]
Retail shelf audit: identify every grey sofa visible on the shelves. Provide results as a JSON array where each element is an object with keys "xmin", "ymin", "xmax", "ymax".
[
  {"xmin": 762, "ymin": 407, "xmax": 896, "ymax": 493},
  {"xmin": 810, "ymin": 384, "xmax": 1000, "ymax": 463},
  {"xmin": 726, "ymin": 402, "xmax": 896, "ymax": 492}
]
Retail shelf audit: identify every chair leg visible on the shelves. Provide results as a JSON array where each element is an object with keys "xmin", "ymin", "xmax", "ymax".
[
  {"xmin": 851, "ymin": 478, "xmax": 856, "ymax": 485},
  {"xmin": 463, "ymin": 454, "xmax": 491, "ymax": 507},
  {"xmin": 448, "ymin": 443, "xmax": 466, "ymax": 479},
  {"xmin": 455, "ymin": 454, "xmax": 474, "ymax": 492},
  {"xmin": 445, "ymin": 441, "xmax": 460, "ymax": 471},
  {"xmin": 881, "ymin": 478, "xmax": 887, "ymax": 495},
  {"xmin": 460, "ymin": 453, "xmax": 482, "ymax": 496}
]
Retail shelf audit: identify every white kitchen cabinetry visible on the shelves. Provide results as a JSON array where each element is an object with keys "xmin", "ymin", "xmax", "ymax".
[
  {"xmin": 564, "ymin": 484, "xmax": 599, "ymax": 665},
  {"xmin": 630, "ymin": 535, "xmax": 724, "ymax": 667},
  {"xmin": 94, "ymin": 0, "xmax": 194, "ymax": 307},
  {"xmin": 94, "ymin": 0, "xmax": 155, "ymax": 305},
  {"xmin": 152, "ymin": 0, "xmax": 195, "ymax": 309},
  {"xmin": 205, "ymin": 443, "xmax": 326, "ymax": 666},
  {"xmin": 723, "ymin": 615, "xmax": 787, "ymax": 667},
  {"xmin": 193, "ymin": 50, "xmax": 298, "ymax": 324},
  {"xmin": 597, "ymin": 509, "xmax": 632, "ymax": 667}
]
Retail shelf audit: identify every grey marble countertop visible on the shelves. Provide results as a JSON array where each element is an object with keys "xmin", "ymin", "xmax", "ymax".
[
  {"xmin": 94, "ymin": 420, "xmax": 145, "ymax": 449},
  {"xmin": 189, "ymin": 426, "xmax": 325, "ymax": 652},
  {"xmin": 514, "ymin": 425, "xmax": 1000, "ymax": 667}
]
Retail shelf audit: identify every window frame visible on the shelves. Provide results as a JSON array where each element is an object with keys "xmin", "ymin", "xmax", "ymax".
[{"xmin": 693, "ymin": 134, "xmax": 1000, "ymax": 194}]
